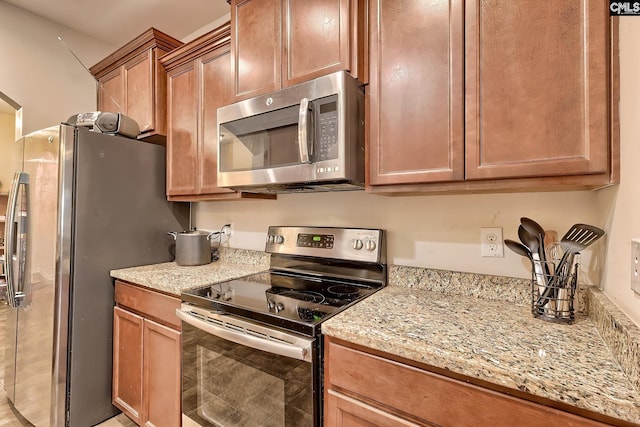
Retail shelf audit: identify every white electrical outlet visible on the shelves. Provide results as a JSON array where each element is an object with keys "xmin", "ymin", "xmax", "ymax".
[
  {"xmin": 631, "ymin": 239, "xmax": 640, "ymax": 294},
  {"xmin": 480, "ymin": 227, "xmax": 504, "ymax": 258},
  {"xmin": 222, "ymin": 223, "xmax": 234, "ymax": 237}
]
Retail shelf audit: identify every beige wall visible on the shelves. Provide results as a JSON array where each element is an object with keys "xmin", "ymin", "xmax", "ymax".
[
  {"xmin": 195, "ymin": 19, "xmax": 640, "ymax": 326},
  {"xmin": 195, "ymin": 190, "xmax": 602, "ymax": 289},
  {"xmin": 182, "ymin": 13, "xmax": 231, "ymax": 43},
  {"xmin": 596, "ymin": 18, "xmax": 640, "ymax": 326},
  {"xmin": 0, "ymin": 1, "xmax": 115, "ymax": 135}
]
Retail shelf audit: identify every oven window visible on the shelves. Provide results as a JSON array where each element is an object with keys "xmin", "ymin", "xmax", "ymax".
[
  {"xmin": 219, "ymin": 105, "xmax": 302, "ymax": 172},
  {"xmin": 182, "ymin": 322, "xmax": 315, "ymax": 427}
]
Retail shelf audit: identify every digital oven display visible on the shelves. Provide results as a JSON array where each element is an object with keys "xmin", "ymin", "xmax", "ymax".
[{"xmin": 296, "ymin": 233, "xmax": 334, "ymax": 249}]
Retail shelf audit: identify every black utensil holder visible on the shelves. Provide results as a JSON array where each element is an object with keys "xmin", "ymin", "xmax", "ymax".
[{"xmin": 531, "ymin": 261, "xmax": 578, "ymax": 324}]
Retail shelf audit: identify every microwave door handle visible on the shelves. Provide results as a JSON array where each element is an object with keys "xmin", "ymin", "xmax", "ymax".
[{"xmin": 298, "ymin": 97, "xmax": 311, "ymax": 163}]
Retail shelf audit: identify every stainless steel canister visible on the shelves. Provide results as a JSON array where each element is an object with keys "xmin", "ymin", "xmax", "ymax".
[{"xmin": 167, "ymin": 230, "xmax": 213, "ymax": 266}]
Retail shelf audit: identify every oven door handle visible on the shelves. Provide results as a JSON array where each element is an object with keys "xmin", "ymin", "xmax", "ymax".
[{"xmin": 176, "ymin": 309, "xmax": 313, "ymax": 362}]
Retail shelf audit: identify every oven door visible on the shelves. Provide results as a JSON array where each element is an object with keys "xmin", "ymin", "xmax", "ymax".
[{"xmin": 176, "ymin": 306, "xmax": 320, "ymax": 427}]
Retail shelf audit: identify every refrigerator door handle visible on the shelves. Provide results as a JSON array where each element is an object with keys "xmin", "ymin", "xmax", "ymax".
[{"xmin": 4, "ymin": 171, "xmax": 29, "ymax": 308}]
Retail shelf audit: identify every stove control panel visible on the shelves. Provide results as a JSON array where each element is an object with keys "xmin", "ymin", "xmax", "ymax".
[
  {"xmin": 265, "ymin": 226, "xmax": 385, "ymax": 263},
  {"xmin": 296, "ymin": 233, "xmax": 335, "ymax": 249}
]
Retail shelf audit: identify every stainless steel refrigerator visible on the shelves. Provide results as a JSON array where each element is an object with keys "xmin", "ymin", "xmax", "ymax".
[{"xmin": 3, "ymin": 123, "xmax": 189, "ymax": 426}]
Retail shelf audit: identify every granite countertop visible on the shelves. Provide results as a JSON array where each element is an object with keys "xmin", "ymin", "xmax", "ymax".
[
  {"xmin": 109, "ymin": 248, "xmax": 640, "ymax": 424},
  {"xmin": 110, "ymin": 248, "xmax": 270, "ymax": 296},
  {"xmin": 322, "ymin": 269, "xmax": 640, "ymax": 425}
]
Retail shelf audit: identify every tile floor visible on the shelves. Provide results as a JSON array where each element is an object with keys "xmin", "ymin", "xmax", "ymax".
[{"xmin": 0, "ymin": 304, "xmax": 135, "ymax": 427}]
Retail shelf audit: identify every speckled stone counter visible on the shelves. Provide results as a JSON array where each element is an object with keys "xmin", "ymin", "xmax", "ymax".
[
  {"xmin": 110, "ymin": 248, "xmax": 270, "ymax": 296},
  {"xmin": 322, "ymin": 268, "xmax": 640, "ymax": 425}
]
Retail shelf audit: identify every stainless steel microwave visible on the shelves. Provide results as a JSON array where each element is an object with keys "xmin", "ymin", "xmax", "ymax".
[{"xmin": 216, "ymin": 71, "xmax": 364, "ymax": 193}]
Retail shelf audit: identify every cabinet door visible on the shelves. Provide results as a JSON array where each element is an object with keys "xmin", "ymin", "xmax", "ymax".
[
  {"xmin": 199, "ymin": 47, "xmax": 236, "ymax": 195},
  {"xmin": 125, "ymin": 51, "xmax": 155, "ymax": 133},
  {"xmin": 465, "ymin": 0, "xmax": 609, "ymax": 180},
  {"xmin": 232, "ymin": 0, "xmax": 282, "ymax": 100},
  {"xmin": 98, "ymin": 68, "xmax": 124, "ymax": 114},
  {"xmin": 166, "ymin": 61, "xmax": 199, "ymax": 196},
  {"xmin": 325, "ymin": 390, "xmax": 423, "ymax": 427},
  {"xmin": 283, "ymin": 0, "xmax": 350, "ymax": 87},
  {"xmin": 143, "ymin": 319, "xmax": 181, "ymax": 427},
  {"xmin": 368, "ymin": 0, "xmax": 464, "ymax": 186},
  {"xmin": 113, "ymin": 306, "xmax": 143, "ymax": 425}
]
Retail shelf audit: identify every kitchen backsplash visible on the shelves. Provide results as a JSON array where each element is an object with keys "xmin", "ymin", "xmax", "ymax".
[{"xmin": 194, "ymin": 190, "xmax": 604, "ymax": 284}]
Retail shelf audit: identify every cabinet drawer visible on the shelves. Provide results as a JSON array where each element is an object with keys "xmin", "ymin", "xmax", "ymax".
[
  {"xmin": 325, "ymin": 339, "xmax": 609, "ymax": 427},
  {"xmin": 115, "ymin": 280, "xmax": 180, "ymax": 330}
]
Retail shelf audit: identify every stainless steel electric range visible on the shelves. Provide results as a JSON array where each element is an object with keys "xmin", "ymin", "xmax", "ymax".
[{"xmin": 178, "ymin": 226, "xmax": 386, "ymax": 427}]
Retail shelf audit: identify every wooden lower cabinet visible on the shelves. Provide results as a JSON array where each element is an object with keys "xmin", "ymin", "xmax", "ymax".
[
  {"xmin": 324, "ymin": 337, "xmax": 612, "ymax": 427},
  {"xmin": 143, "ymin": 319, "xmax": 181, "ymax": 427},
  {"xmin": 113, "ymin": 307, "xmax": 143, "ymax": 424},
  {"xmin": 326, "ymin": 390, "xmax": 422, "ymax": 427},
  {"xmin": 113, "ymin": 281, "xmax": 181, "ymax": 427}
]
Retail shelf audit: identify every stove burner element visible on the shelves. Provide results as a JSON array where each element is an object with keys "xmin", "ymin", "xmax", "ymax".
[
  {"xmin": 297, "ymin": 306, "xmax": 329, "ymax": 322},
  {"xmin": 280, "ymin": 290, "xmax": 326, "ymax": 303},
  {"xmin": 328, "ymin": 285, "xmax": 360, "ymax": 298}
]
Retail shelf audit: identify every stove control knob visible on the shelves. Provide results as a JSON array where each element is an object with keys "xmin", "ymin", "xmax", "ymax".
[
  {"xmin": 352, "ymin": 239, "xmax": 363, "ymax": 250},
  {"xmin": 275, "ymin": 302, "xmax": 285, "ymax": 313},
  {"xmin": 267, "ymin": 299, "xmax": 276, "ymax": 310},
  {"xmin": 275, "ymin": 235, "xmax": 285, "ymax": 244},
  {"xmin": 267, "ymin": 235, "xmax": 275, "ymax": 244},
  {"xmin": 365, "ymin": 240, "xmax": 377, "ymax": 251}
]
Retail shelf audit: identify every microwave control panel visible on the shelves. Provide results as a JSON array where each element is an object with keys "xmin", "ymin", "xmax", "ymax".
[{"xmin": 315, "ymin": 95, "xmax": 339, "ymax": 161}]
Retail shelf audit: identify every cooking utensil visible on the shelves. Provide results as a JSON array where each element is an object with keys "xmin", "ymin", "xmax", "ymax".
[
  {"xmin": 504, "ymin": 239, "xmax": 532, "ymax": 259},
  {"xmin": 535, "ymin": 223, "xmax": 605, "ymax": 315},
  {"xmin": 505, "ymin": 238, "xmax": 545, "ymax": 296},
  {"xmin": 543, "ymin": 230, "xmax": 559, "ymax": 275},
  {"xmin": 548, "ymin": 224, "xmax": 605, "ymax": 314},
  {"xmin": 520, "ymin": 217, "xmax": 552, "ymax": 276},
  {"xmin": 518, "ymin": 225, "xmax": 548, "ymax": 298},
  {"xmin": 167, "ymin": 229, "xmax": 215, "ymax": 266}
]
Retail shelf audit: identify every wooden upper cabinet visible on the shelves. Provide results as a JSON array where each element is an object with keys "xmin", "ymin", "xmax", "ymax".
[
  {"xmin": 368, "ymin": 0, "xmax": 617, "ymax": 194},
  {"xmin": 90, "ymin": 28, "xmax": 183, "ymax": 143},
  {"xmin": 161, "ymin": 23, "xmax": 272, "ymax": 201},
  {"xmin": 99, "ymin": 68, "xmax": 125, "ymax": 115},
  {"xmin": 124, "ymin": 52, "xmax": 154, "ymax": 132},
  {"xmin": 199, "ymin": 48, "xmax": 236, "ymax": 195},
  {"xmin": 465, "ymin": 0, "xmax": 610, "ymax": 181},
  {"xmin": 231, "ymin": 0, "xmax": 365, "ymax": 101},
  {"xmin": 166, "ymin": 61, "xmax": 199, "ymax": 196},
  {"xmin": 232, "ymin": 0, "xmax": 281, "ymax": 99},
  {"xmin": 283, "ymin": 0, "xmax": 350, "ymax": 86},
  {"xmin": 367, "ymin": 0, "xmax": 464, "ymax": 186}
]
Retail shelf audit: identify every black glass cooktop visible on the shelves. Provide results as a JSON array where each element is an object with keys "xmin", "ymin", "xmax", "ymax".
[{"xmin": 181, "ymin": 271, "xmax": 382, "ymax": 336}]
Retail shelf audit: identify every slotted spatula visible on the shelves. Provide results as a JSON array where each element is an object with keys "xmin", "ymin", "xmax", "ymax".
[
  {"xmin": 556, "ymin": 224, "xmax": 605, "ymax": 270},
  {"xmin": 536, "ymin": 223, "xmax": 605, "ymax": 310}
]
